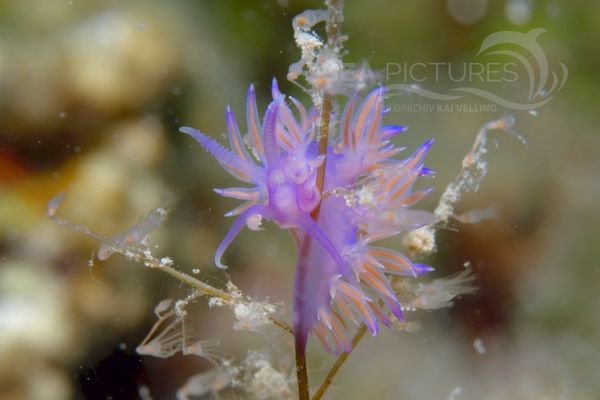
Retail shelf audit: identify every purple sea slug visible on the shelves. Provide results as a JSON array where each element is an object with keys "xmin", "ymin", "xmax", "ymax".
[{"xmin": 181, "ymin": 79, "xmax": 434, "ymax": 355}]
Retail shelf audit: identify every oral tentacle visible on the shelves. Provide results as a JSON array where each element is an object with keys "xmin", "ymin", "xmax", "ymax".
[{"xmin": 214, "ymin": 205, "xmax": 271, "ymax": 269}]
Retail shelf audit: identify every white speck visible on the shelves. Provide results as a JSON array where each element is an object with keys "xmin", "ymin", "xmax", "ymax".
[
  {"xmin": 192, "ymin": 268, "xmax": 200, "ymax": 275},
  {"xmin": 473, "ymin": 338, "xmax": 486, "ymax": 354},
  {"xmin": 463, "ymin": 261, "xmax": 471, "ymax": 268},
  {"xmin": 528, "ymin": 109, "xmax": 538, "ymax": 116},
  {"xmin": 156, "ymin": 207, "xmax": 167, "ymax": 216},
  {"xmin": 119, "ymin": 342, "xmax": 127, "ymax": 350},
  {"xmin": 234, "ymin": 303, "xmax": 249, "ymax": 318},
  {"xmin": 448, "ymin": 386, "xmax": 463, "ymax": 400},
  {"xmin": 208, "ymin": 297, "xmax": 225, "ymax": 308},
  {"xmin": 160, "ymin": 257, "xmax": 174, "ymax": 267}
]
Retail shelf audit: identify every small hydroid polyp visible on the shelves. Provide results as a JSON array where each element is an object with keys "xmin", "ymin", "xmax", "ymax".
[{"xmin": 181, "ymin": 79, "xmax": 434, "ymax": 355}]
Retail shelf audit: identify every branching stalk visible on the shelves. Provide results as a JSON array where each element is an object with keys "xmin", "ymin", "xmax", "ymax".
[
  {"xmin": 312, "ymin": 324, "xmax": 368, "ymax": 400},
  {"xmin": 295, "ymin": 1, "xmax": 344, "ymax": 398},
  {"xmin": 48, "ymin": 211, "xmax": 294, "ymax": 335}
]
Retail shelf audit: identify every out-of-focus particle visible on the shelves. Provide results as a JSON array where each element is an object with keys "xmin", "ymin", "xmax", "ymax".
[{"xmin": 473, "ymin": 337, "xmax": 486, "ymax": 354}]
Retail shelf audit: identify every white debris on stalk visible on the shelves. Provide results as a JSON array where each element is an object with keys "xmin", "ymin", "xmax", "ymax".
[
  {"xmin": 288, "ymin": 0, "xmax": 348, "ymax": 127},
  {"xmin": 404, "ymin": 115, "xmax": 522, "ymax": 256},
  {"xmin": 434, "ymin": 115, "xmax": 518, "ymax": 224},
  {"xmin": 208, "ymin": 297, "xmax": 226, "ymax": 308},
  {"xmin": 160, "ymin": 256, "xmax": 174, "ymax": 267},
  {"xmin": 233, "ymin": 301, "xmax": 277, "ymax": 332},
  {"xmin": 288, "ymin": 9, "xmax": 329, "ymax": 84}
]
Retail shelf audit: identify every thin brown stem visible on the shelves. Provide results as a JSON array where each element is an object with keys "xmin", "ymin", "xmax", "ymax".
[
  {"xmin": 296, "ymin": 341, "xmax": 310, "ymax": 400},
  {"xmin": 295, "ymin": 2, "xmax": 344, "ymax": 399},
  {"xmin": 152, "ymin": 262, "xmax": 294, "ymax": 334},
  {"xmin": 311, "ymin": 0, "xmax": 342, "ymax": 218},
  {"xmin": 268, "ymin": 316, "xmax": 294, "ymax": 334},
  {"xmin": 151, "ymin": 262, "xmax": 232, "ymax": 300},
  {"xmin": 313, "ymin": 278, "xmax": 398, "ymax": 400},
  {"xmin": 49, "ymin": 209, "xmax": 296, "ymax": 334},
  {"xmin": 311, "ymin": 94, "xmax": 332, "ymax": 219},
  {"xmin": 312, "ymin": 324, "xmax": 368, "ymax": 400},
  {"xmin": 294, "ymin": 99, "xmax": 331, "ymax": 397},
  {"xmin": 294, "ymin": 231, "xmax": 314, "ymax": 398},
  {"xmin": 298, "ymin": 21, "xmax": 335, "ymax": 400},
  {"xmin": 300, "ymin": 52, "xmax": 332, "ymax": 400}
]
